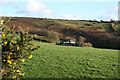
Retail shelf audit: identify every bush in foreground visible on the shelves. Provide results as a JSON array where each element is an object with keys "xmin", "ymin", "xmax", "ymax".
[{"xmin": 1, "ymin": 17, "xmax": 40, "ymax": 79}]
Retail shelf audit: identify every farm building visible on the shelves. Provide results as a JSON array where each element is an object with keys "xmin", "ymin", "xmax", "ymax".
[{"xmin": 63, "ymin": 40, "xmax": 75, "ymax": 44}]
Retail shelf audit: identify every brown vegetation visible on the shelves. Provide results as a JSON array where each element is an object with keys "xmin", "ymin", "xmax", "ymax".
[{"xmin": 3, "ymin": 17, "xmax": 120, "ymax": 49}]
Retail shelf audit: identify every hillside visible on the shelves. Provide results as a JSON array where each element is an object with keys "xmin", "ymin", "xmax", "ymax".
[
  {"xmin": 5, "ymin": 17, "xmax": 113, "ymax": 33},
  {"xmin": 2, "ymin": 17, "xmax": 120, "ymax": 49},
  {"xmin": 21, "ymin": 41, "xmax": 119, "ymax": 78}
]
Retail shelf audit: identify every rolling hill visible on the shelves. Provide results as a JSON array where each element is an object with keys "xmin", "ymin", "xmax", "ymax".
[{"xmin": 2, "ymin": 17, "xmax": 120, "ymax": 49}]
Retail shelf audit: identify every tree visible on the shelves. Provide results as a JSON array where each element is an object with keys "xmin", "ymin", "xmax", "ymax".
[
  {"xmin": 47, "ymin": 31, "xmax": 60, "ymax": 43},
  {"xmin": 110, "ymin": 19, "xmax": 115, "ymax": 23},
  {"xmin": 76, "ymin": 36, "xmax": 86, "ymax": 46}
]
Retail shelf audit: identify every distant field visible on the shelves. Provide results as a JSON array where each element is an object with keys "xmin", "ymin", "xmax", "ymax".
[{"xmin": 21, "ymin": 41, "xmax": 119, "ymax": 78}]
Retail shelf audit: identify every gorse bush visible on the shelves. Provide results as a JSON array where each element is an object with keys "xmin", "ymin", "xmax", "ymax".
[{"xmin": 1, "ymin": 17, "xmax": 40, "ymax": 79}]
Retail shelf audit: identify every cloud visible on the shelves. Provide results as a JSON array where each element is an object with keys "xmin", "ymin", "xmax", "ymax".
[
  {"xmin": 0, "ymin": 0, "xmax": 52, "ymax": 17},
  {"xmin": 98, "ymin": 7, "xmax": 118, "ymax": 21},
  {"xmin": 55, "ymin": 15, "xmax": 82, "ymax": 20},
  {"xmin": 27, "ymin": 0, "xmax": 46, "ymax": 13},
  {"xmin": 0, "ymin": 0, "xmax": 10, "ymax": 4},
  {"xmin": 0, "ymin": 0, "xmax": 21, "ymax": 8},
  {"xmin": 17, "ymin": 0, "xmax": 52, "ymax": 17}
]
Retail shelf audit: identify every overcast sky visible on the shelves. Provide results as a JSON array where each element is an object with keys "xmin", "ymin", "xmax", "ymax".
[{"xmin": 0, "ymin": 0, "xmax": 119, "ymax": 21}]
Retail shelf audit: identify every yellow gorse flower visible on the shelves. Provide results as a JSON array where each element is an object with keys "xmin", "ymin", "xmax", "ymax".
[
  {"xmin": 19, "ymin": 73, "xmax": 22, "ymax": 75},
  {"xmin": 13, "ymin": 66, "xmax": 14, "ymax": 69},
  {"xmin": 22, "ymin": 73, "xmax": 25, "ymax": 76},
  {"xmin": 19, "ymin": 73, "xmax": 25, "ymax": 76},
  {"xmin": 2, "ymin": 33, "xmax": 5, "ymax": 37},
  {"xmin": 4, "ymin": 41, "xmax": 7, "ymax": 45},
  {"xmin": 12, "ymin": 76, "xmax": 16, "ymax": 79},
  {"xmin": 1, "ymin": 20, "xmax": 4, "ymax": 24},
  {"xmin": 22, "ymin": 59, "xmax": 25, "ymax": 62},
  {"xmin": 12, "ymin": 76, "xmax": 15, "ymax": 79},
  {"xmin": 8, "ymin": 56, "xmax": 10, "ymax": 59},
  {"xmin": 29, "ymin": 55, "xmax": 32, "ymax": 58},
  {"xmin": 17, "ymin": 46, "xmax": 19, "ymax": 50},
  {"xmin": 7, "ymin": 60, "xmax": 12, "ymax": 64},
  {"xmin": 9, "ymin": 52, "xmax": 13, "ymax": 55},
  {"xmin": 17, "ymin": 70, "xmax": 20, "ymax": 73},
  {"xmin": 3, "ymin": 59, "xmax": 6, "ymax": 61},
  {"xmin": 2, "ymin": 70, "xmax": 4, "ymax": 72}
]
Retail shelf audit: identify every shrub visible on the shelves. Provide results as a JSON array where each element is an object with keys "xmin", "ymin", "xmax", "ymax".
[
  {"xmin": 85, "ymin": 42, "xmax": 93, "ymax": 47},
  {"xmin": 57, "ymin": 32, "xmax": 63, "ymax": 39},
  {"xmin": 80, "ymin": 42, "xmax": 92, "ymax": 47},
  {"xmin": 1, "ymin": 17, "xmax": 40, "ymax": 79},
  {"xmin": 37, "ymin": 30, "xmax": 50, "ymax": 36},
  {"xmin": 76, "ymin": 36, "xmax": 86, "ymax": 44},
  {"xmin": 47, "ymin": 31, "xmax": 60, "ymax": 43}
]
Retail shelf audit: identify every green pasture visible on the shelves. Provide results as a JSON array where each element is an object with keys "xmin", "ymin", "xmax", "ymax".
[{"xmin": 21, "ymin": 41, "xmax": 119, "ymax": 78}]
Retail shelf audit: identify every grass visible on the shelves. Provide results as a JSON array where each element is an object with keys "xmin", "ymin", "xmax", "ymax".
[{"xmin": 21, "ymin": 41, "xmax": 119, "ymax": 78}]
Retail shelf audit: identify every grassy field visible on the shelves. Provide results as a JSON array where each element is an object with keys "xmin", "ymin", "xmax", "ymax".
[{"xmin": 21, "ymin": 41, "xmax": 119, "ymax": 78}]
